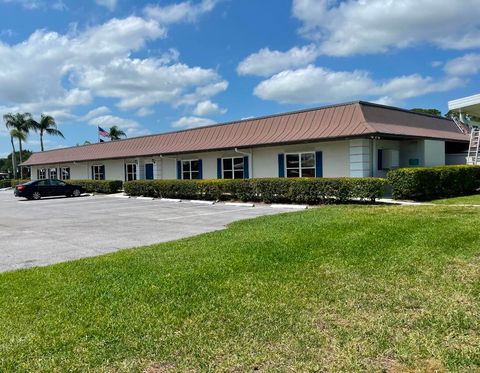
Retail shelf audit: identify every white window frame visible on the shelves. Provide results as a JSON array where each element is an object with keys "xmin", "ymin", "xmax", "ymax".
[
  {"xmin": 222, "ymin": 156, "xmax": 244, "ymax": 179},
  {"xmin": 285, "ymin": 152, "xmax": 316, "ymax": 178},
  {"xmin": 92, "ymin": 165, "xmax": 105, "ymax": 180},
  {"xmin": 48, "ymin": 167, "xmax": 58, "ymax": 179},
  {"xmin": 126, "ymin": 163, "xmax": 137, "ymax": 181},
  {"xmin": 37, "ymin": 168, "xmax": 47, "ymax": 180},
  {"xmin": 181, "ymin": 159, "xmax": 200, "ymax": 180},
  {"xmin": 60, "ymin": 167, "xmax": 70, "ymax": 180}
]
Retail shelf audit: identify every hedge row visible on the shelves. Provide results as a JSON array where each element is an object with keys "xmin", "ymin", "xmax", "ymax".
[
  {"xmin": 387, "ymin": 165, "xmax": 480, "ymax": 201},
  {"xmin": 66, "ymin": 180, "xmax": 123, "ymax": 194},
  {"xmin": 124, "ymin": 178, "xmax": 387, "ymax": 204},
  {"xmin": 0, "ymin": 179, "xmax": 30, "ymax": 188}
]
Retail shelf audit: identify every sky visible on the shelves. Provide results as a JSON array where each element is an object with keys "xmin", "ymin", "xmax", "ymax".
[{"xmin": 1, "ymin": 0, "xmax": 480, "ymax": 156}]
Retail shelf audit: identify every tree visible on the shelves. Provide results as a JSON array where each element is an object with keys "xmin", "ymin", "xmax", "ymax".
[
  {"xmin": 8, "ymin": 130, "xmax": 18, "ymax": 179},
  {"xmin": 108, "ymin": 125, "xmax": 126, "ymax": 140},
  {"xmin": 3, "ymin": 112, "xmax": 33, "ymax": 178},
  {"xmin": 445, "ymin": 110, "xmax": 480, "ymax": 123},
  {"xmin": 30, "ymin": 114, "xmax": 64, "ymax": 151},
  {"xmin": 411, "ymin": 108, "xmax": 442, "ymax": 117}
]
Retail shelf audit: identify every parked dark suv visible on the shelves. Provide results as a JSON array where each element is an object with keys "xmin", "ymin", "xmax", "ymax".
[{"xmin": 14, "ymin": 179, "xmax": 85, "ymax": 200}]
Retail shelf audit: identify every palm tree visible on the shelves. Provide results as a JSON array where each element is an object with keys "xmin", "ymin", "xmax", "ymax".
[
  {"xmin": 9, "ymin": 129, "xmax": 27, "ymax": 179},
  {"xmin": 8, "ymin": 130, "xmax": 18, "ymax": 179},
  {"xmin": 31, "ymin": 114, "xmax": 64, "ymax": 151},
  {"xmin": 3, "ymin": 112, "xmax": 33, "ymax": 178},
  {"xmin": 108, "ymin": 125, "xmax": 126, "ymax": 141}
]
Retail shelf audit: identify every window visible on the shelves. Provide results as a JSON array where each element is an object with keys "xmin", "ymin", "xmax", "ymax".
[
  {"xmin": 182, "ymin": 160, "xmax": 200, "ymax": 180},
  {"xmin": 92, "ymin": 165, "xmax": 105, "ymax": 180},
  {"xmin": 48, "ymin": 168, "xmax": 57, "ymax": 179},
  {"xmin": 50, "ymin": 179, "xmax": 66, "ymax": 186},
  {"xmin": 37, "ymin": 179, "xmax": 50, "ymax": 186},
  {"xmin": 222, "ymin": 157, "xmax": 244, "ymax": 179},
  {"xmin": 60, "ymin": 167, "xmax": 70, "ymax": 180},
  {"xmin": 126, "ymin": 163, "xmax": 137, "ymax": 181},
  {"xmin": 37, "ymin": 168, "xmax": 47, "ymax": 179},
  {"xmin": 285, "ymin": 152, "xmax": 315, "ymax": 178}
]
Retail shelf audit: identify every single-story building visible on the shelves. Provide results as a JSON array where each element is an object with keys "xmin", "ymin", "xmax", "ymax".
[{"xmin": 22, "ymin": 101, "xmax": 470, "ymax": 181}]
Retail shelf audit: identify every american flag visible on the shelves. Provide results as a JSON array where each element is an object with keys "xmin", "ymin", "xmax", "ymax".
[{"xmin": 98, "ymin": 126, "xmax": 110, "ymax": 138}]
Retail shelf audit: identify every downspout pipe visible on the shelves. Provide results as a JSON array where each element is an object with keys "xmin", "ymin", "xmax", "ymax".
[{"xmin": 234, "ymin": 148, "xmax": 252, "ymax": 178}]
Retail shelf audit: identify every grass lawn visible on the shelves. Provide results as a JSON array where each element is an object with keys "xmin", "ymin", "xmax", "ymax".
[
  {"xmin": 1, "ymin": 206, "xmax": 480, "ymax": 372},
  {"xmin": 431, "ymin": 194, "xmax": 480, "ymax": 205}
]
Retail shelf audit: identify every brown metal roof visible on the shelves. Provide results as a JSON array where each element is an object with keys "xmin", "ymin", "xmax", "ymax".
[{"xmin": 22, "ymin": 101, "xmax": 469, "ymax": 166}]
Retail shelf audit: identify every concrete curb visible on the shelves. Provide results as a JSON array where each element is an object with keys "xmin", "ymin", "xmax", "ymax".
[
  {"xmin": 190, "ymin": 200, "xmax": 216, "ymax": 205},
  {"xmin": 225, "ymin": 202, "xmax": 255, "ymax": 207},
  {"xmin": 104, "ymin": 192, "xmax": 130, "ymax": 199},
  {"xmin": 161, "ymin": 198, "xmax": 182, "ymax": 202},
  {"xmin": 271, "ymin": 204, "xmax": 308, "ymax": 209}
]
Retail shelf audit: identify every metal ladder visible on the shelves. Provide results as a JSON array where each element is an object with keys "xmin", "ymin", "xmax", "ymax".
[{"xmin": 467, "ymin": 128, "xmax": 480, "ymax": 165}]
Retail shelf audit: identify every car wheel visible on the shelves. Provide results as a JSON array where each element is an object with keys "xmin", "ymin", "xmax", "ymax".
[
  {"xmin": 32, "ymin": 191, "xmax": 42, "ymax": 200},
  {"xmin": 72, "ymin": 189, "xmax": 82, "ymax": 197}
]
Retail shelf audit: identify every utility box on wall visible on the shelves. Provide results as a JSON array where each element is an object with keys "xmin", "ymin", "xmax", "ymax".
[{"xmin": 381, "ymin": 149, "xmax": 400, "ymax": 169}]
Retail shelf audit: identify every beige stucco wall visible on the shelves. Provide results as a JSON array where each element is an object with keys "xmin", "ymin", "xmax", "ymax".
[
  {"xmin": 140, "ymin": 140, "xmax": 350, "ymax": 180},
  {"xmin": 27, "ymin": 138, "xmax": 449, "ymax": 181},
  {"xmin": 423, "ymin": 140, "xmax": 445, "ymax": 167}
]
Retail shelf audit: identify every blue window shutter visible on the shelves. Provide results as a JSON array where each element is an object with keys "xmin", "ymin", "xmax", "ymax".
[
  {"xmin": 198, "ymin": 159, "xmax": 203, "ymax": 179},
  {"xmin": 243, "ymin": 156, "xmax": 249, "ymax": 179},
  {"xmin": 278, "ymin": 154, "xmax": 285, "ymax": 178},
  {"xmin": 377, "ymin": 149, "xmax": 383, "ymax": 171},
  {"xmin": 217, "ymin": 158, "xmax": 222, "ymax": 179},
  {"xmin": 177, "ymin": 161, "xmax": 181, "ymax": 179},
  {"xmin": 91, "ymin": 166, "xmax": 94, "ymax": 180},
  {"xmin": 315, "ymin": 151, "xmax": 323, "ymax": 178}
]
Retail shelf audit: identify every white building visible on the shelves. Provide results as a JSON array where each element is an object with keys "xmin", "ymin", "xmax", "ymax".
[
  {"xmin": 22, "ymin": 101, "xmax": 470, "ymax": 181},
  {"xmin": 448, "ymin": 93, "xmax": 480, "ymax": 165}
]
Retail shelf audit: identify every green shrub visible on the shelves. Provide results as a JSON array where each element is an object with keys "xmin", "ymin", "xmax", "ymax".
[
  {"xmin": 124, "ymin": 177, "xmax": 387, "ymax": 204},
  {"xmin": 387, "ymin": 165, "xmax": 480, "ymax": 201},
  {"xmin": 9, "ymin": 179, "xmax": 30, "ymax": 187},
  {"xmin": 0, "ymin": 180, "xmax": 11, "ymax": 188},
  {"xmin": 67, "ymin": 180, "xmax": 123, "ymax": 194}
]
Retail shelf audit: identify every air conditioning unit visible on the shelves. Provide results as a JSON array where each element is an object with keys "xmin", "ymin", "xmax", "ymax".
[{"xmin": 382, "ymin": 149, "xmax": 400, "ymax": 169}]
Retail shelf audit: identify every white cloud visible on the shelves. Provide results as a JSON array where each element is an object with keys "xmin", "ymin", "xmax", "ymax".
[
  {"xmin": 375, "ymin": 74, "xmax": 461, "ymax": 100},
  {"xmin": 136, "ymin": 107, "xmax": 154, "ymax": 117},
  {"xmin": 1, "ymin": 0, "xmax": 43, "ymax": 9},
  {"xmin": 96, "ymin": 0, "xmax": 117, "ymax": 11},
  {"xmin": 292, "ymin": 0, "xmax": 480, "ymax": 56},
  {"xmin": 171, "ymin": 116, "xmax": 216, "ymax": 129},
  {"xmin": 0, "ymin": 14, "xmax": 227, "ymax": 120},
  {"xmin": 75, "ymin": 57, "xmax": 226, "ymax": 110},
  {"xmin": 444, "ymin": 53, "xmax": 480, "ymax": 76},
  {"xmin": 0, "ymin": 16, "xmax": 163, "ymax": 114},
  {"xmin": 237, "ymin": 45, "xmax": 318, "ymax": 77},
  {"xmin": 88, "ymin": 115, "xmax": 150, "ymax": 137},
  {"xmin": 144, "ymin": 0, "xmax": 220, "ymax": 24},
  {"xmin": 177, "ymin": 80, "xmax": 228, "ymax": 106},
  {"xmin": 81, "ymin": 106, "xmax": 111, "ymax": 121},
  {"xmin": 193, "ymin": 100, "xmax": 226, "ymax": 116},
  {"xmin": 254, "ymin": 65, "xmax": 462, "ymax": 105},
  {"xmin": 1, "ymin": 0, "xmax": 66, "ymax": 10},
  {"xmin": 254, "ymin": 65, "xmax": 374, "ymax": 104}
]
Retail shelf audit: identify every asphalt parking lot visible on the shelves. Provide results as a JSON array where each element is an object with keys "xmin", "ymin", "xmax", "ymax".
[{"xmin": 0, "ymin": 191, "xmax": 292, "ymax": 272}]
